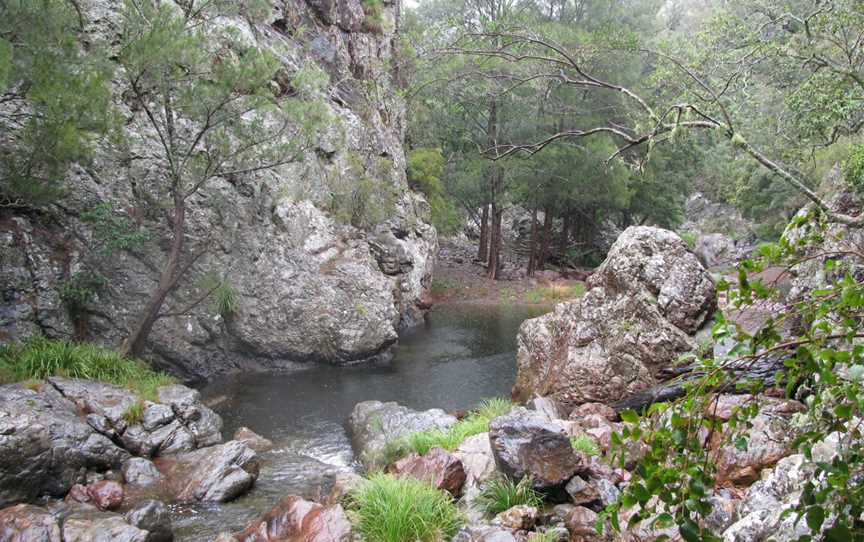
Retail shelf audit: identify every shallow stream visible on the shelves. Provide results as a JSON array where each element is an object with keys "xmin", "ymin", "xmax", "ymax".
[{"xmin": 172, "ymin": 303, "xmax": 547, "ymax": 540}]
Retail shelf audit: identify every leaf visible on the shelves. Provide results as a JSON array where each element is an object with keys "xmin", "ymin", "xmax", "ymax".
[
  {"xmin": 621, "ymin": 410, "xmax": 640, "ymax": 424},
  {"xmin": 805, "ymin": 506, "xmax": 825, "ymax": 532},
  {"xmin": 679, "ymin": 519, "xmax": 701, "ymax": 542},
  {"xmin": 825, "ymin": 524, "xmax": 852, "ymax": 541}
]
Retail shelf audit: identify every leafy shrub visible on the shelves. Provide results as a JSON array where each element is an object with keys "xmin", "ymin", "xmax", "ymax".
[
  {"xmin": 407, "ymin": 148, "xmax": 461, "ymax": 235},
  {"xmin": 58, "ymin": 271, "xmax": 106, "ymax": 315},
  {"xmin": 361, "ymin": 0, "xmax": 386, "ymax": 33},
  {"xmin": 348, "ymin": 474, "xmax": 464, "ymax": 542},
  {"xmin": 843, "ymin": 143, "xmax": 864, "ymax": 194},
  {"xmin": 570, "ymin": 433, "xmax": 601, "ymax": 457},
  {"xmin": 475, "ymin": 476, "xmax": 543, "ymax": 516},
  {"xmin": 0, "ymin": 337, "xmax": 176, "ymax": 400}
]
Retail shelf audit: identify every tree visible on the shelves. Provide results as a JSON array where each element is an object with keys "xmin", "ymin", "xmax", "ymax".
[
  {"xmin": 115, "ymin": 0, "xmax": 325, "ymax": 357},
  {"xmin": 0, "ymin": 0, "xmax": 113, "ymax": 207}
]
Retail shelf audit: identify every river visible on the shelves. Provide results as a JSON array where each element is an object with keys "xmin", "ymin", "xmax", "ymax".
[{"xmin": 171, "ymin": 303, "xmax": 547, "ymax": 540}]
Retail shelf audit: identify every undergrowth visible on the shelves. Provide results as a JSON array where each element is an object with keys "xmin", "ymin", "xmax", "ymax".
[
  {"xmin": 383, "ymin": 398, "xmax": 513, "ymax": 464},
  {"xmin": 570, "ymin": 433, "xmax": 601, "ymax": 457},
  {"xmin": 524, "ymin": 282, "xmax": 585, "ymax": 304},
  {"xmin": 0, "ymin": 336, "xmax": 176, "ymax": 401},
  {"xmin": 348, "ymin": 474, "xmax": 463, "ymax": 542}
]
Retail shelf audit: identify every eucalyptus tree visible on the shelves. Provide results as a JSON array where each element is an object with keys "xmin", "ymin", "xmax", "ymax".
[{"xmin": 115, "ymin": 0, "xmax": 325, "ymax": 357}]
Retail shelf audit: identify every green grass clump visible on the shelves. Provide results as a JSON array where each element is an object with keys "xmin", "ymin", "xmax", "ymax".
[
  {"xmin": 528, "ymin": 530, "xmax": 563, "ymax": 542},
  {"xmin": 123, "ymin": 400, "xmax": 145, "ymax": 425},
  {"xmin": 524, "ymin": 282, "xmax": 586, "ymax": 304},
  {"xmin": 679, "ymin": 231, "xmax": 697, "ymax": 250},
  {"xmin": 570, "ymin": 433, "xmax": 601, "ymax": 457},
  {"xmin": 391, "ymin": 398, "xmax": 514, "ymax": 461},
  {"xmin": 348, "ymin": 474, "xmax": 464, "ymax": 542},
  {"xmin": 475, "ymin": 476, "xmax": 543, "ymax": 516},
  {"xmin": 0, "ymin": 336, "xmax": 176, "ymax": 401}
]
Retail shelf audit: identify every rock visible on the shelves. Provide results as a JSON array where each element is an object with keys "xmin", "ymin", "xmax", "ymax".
[
  {"xmin": 695, "ymin": 233, "xmax": 739, "ymax": 269},
  {"xmin": 87, "ymin": 480, "xmax": 124, "ymax": 511},
  {"xmin": 514, "ymin": 228, "xmax": 711, "ymax": 412},
  {"xmin": 454, "ymin": 433, "xmax": 497, "ymax": 487},
  {"xmin": 703, "ymin": 489, "xmax": 739, "ymax": 534},
  {"xmin": 0, "ymin": 504, "xmax": 62, "ymax": 541},
  {"xmin": 391, "ymin": 448, "xmax": 466, "ymax": 496},
  {"xmin": 591, "ymin": 478, "xmax": 620, "ymax": 508},
  {"xmin": 233, "ymin": 496, "xmax": 352, "ymax": 542},
  {"xmin": 348, "ymin": 400, "xmax": 457, "ymax": 470},
  {"xmin": 162, "ymin": 440, "xmax": 259, "ymax": 504},
  {"xmin": 62, "ymin": 514, "xmax": 149, "ymax": 542},
  {"xmin": 568, "ymin": 403, "xmax": 617, "ymax": 423},
  {"xmin": 488, "ymin": 407, "xmax": 582, "ymax": 499},
  {"xmin": 0, "ymin": 0, "xmax": 436, "ymax": 382},
  {"xmin": 123, "ymin": 458, "xmax": 165, "ymax": 488},
  {"xmin": 526, "ymin": 396, "xmax": 562, "ymax": 421},
  {"xmin": 0, "ymin": 383, "xmax": 129, "ymax": 507},
  {"xmin": 452, "ymin": 525, "xmax": 520, "ymax": 542},
  {"xmin": 564, "ymin": 506, "xmax": 607, "ymax": 542},
  {"xmin": 65, "ymin": 484, "xmax": 92, "ymax": 505},
  {"xmin": 233, "ymin": 427, "xmax": 274, "ymax": 452},
  {"xmin": 493, "ymin": 505, "xmax": 538, "ymax": 531},
  {"xmin": 710, "ymin": 397, "xmax": 803, "ymax": 485},
  {"xmin": 564, "ymin": 476, "xmax": 599, "ymax": 507},
  {"xmin": 125, "ymin": 500, "xmax": 173, "ymax": 542}
]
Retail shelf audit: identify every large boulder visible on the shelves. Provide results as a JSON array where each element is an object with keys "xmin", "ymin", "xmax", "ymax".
[
  {"xmin": 0, "ymin": 383, "xmax": 129, "ymax": 508},
  {"xmin": 0, "ymin": 504, "xmax": 62, "ymax": 541},
  {"xmin": 232, "ymin": 496, "xmax": 352, "ymax": 542},
  {"xmin": 158, "ymin": 440, "xmax": 259, "ymax": 504},
  {"xmin": 0, "ymin": 502, "xmax": 157, "ymax": 542},
  {"xmin": 348, "ymin": 400, "xmax": 457, "ymax": 470},
  {"xmin": 124, "ymin": 500, "xmax": 173, "ymax": 542},
  {"xmin": 513, "ymin": 227, "xmax": 714, "ymax": 412},
  {"xmin": 488, "ymin": 407, "xmax": 582, "ymax": 499}
]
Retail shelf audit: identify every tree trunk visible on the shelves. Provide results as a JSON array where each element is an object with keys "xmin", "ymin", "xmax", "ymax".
[
  {"xmin": 527, "ymin": 206, "xmax": 539, "ymax": 276},
  {"xmin": 119, "ymin": 196, "xmax": 186, "ymax": 358},
  {"xmin": 559, "ymin": 212, "xmax": 571, "ymax": 257},
  {"xmin": 487, "ymin": 202, "xmax": 502, "ymax": 280},
  {"xmin": 537, "ymin": 206, "xmax": 554, "ymax": 271},
  {"xmin": 477, "ymin": 203, "xmax": 489, "ymax": 262}
]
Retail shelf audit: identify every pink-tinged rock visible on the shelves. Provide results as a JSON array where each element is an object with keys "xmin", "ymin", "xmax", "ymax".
[
  {"xmin": 391, "ymin": 447, "xmax": 466, "ymax": 496},
  {"xmin": 65, "ymin": 484, "xmax": 92, "ymax": 505},
  {"xmin": 0, "ymin": 504, "xmax": 62, "ymax": 541},
  {"xmin": 234, "ymin": 496, "xmax": 352, "ymax": 542},
  {"xmin": 569, "ymin": 403, "xmax": 617, "ymax": 423},
  {"xmin": 88, "ymin": 480, "xmax": 124, "ymax": 511}
]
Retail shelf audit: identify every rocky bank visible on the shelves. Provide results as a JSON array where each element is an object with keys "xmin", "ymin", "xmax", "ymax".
[{"xmin": 0, "ymin": 0, "xmax": 436, "ymax": 381}]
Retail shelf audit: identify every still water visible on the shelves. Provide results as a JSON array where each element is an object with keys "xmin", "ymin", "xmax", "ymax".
[{"xmin": 172, "ymin": 303, "xmax": 546, "ymax": 540}]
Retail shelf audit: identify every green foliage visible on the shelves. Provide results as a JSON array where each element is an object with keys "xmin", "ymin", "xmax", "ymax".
[
  {"xmin": 0, "ymin": 0, "xmax": 114, "ymax": 206},
  {"xmin": 80, "ymin": 204, "xmax": 150, "ymax": 255},
  {"xmin": 58, "ymin": 271, "xmax": 106, "ymax": 315},
  {"xmin": 348, "ymin": 474, "xmax": 464, "ymax": 542},
  {"xmin": 606, "ymin": 211, "xmax": 864, "ymax": 539},
  {"xmin": 361, "ymin": 0, "xmax": 386, "ymax": 33},
  {"xmin": 679, "ymin": 232, "xmax": 697, "ymax": 251},
  {"xmin": 200, "ymin": 274, "xmax": 240, "ymax": 318},
  {"xmin": 570, "ymin": 433, "xmax": 601, "ymax": 457},
  {"xmin": 386, "ymin": 398, "xmax": 513, "ymax": 463},
  {"xmin": 407, "ymin": 148, "xmax": 461, "ymax": 235},
  {"xmin": 475, "ymin": 476, "xmax": 543, "ymax": 516},
  {"xmin": 527, "ymin": 530, "xmax": 561, "ymax": 542},
  {"xmin": 123, "ymin": 400, "xmax": 145, "ymax": 425},
  {"xmin": 843, "ymin": 144, "xmax": 864, "ymax": 195},
  {"xmin": 0, "ymin": 337, "xmax": 175, "ymax": 401}
]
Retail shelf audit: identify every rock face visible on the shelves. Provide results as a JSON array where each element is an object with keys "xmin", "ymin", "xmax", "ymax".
[
  {"xmin": 514, "ymin": 227, "xmax": 715, "ymax": 412},
  {"xmin": 0, "ymin": 0, "xmax": 436, "ymax": 381},
  {"xmin": 232, "ymin": 496, "xmax": 353, "ymax": 542},
  {"xmin": 348, "ymin": 400, "xmax": 457, "ymax": 470},
  {"xmin": 488, "ymin": 407, "xmax": 581, "ymax": 499},
  {"xmin": 391, "ymin": 448, "xmax": 466, "ymax": 496},
  {"xmin": 162, "ymin": 441, "xmax": 260, "ymax": 504},
  {"xmin": 0, "ymin": 502, "xmax": 156, "ymax": 542}
]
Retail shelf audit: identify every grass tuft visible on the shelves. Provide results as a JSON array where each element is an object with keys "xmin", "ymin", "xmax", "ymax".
[
  {"xmin": 348, "ymin": 474, "xmax": 464, "ymax": 542},
  {"xmin": 570, "ymin": 433, "xmax": 601, "ymax": 457},
  {"xmin": 0, "ymin": 336, "xmax": 176, "ymax": 401},
  {"xmin": 528, "ymin": 530, "xmax": 563, "ymax": 542},
  {"xmin": 475, "ymin": 476, "xmax": 543, "ymax": 516},
  {"xmin": 387, "ymin": 398, "xmax": 513, "ymax": 462},
  {"xmin": 524, "ymin": 282, "xmax": 586, "ymax": 304}
]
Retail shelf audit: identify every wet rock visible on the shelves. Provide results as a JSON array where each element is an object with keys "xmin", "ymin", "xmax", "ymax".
[
  {"xmin": 0, "ymin": 503, "xmax": 62, "ymax": 541},
  {"xmin": 493, "ymin": 505, "xmax": 538, "ymax": 531},
  {"xmin": 123, "ymin": 458, "xmax": 165, "ymax": 488},
  {"xmin": 0, "ymin": 384, "xmax": 129, "ymax": 507},
  {"xmin": 234, "ymin": 496, "xmax": 352, "ymax": 542},
  {"xmin": 65, "ymin": 484, "xmax": 92, "ymax": 505},
  {"xmin": 233, "ymin": 427, "xmax": 274, "ymax": 452},
  {"xmin": 514, "ymin": 228, "xmax": 710, "ymax": 412},
  {"xmin": 391, "ymin": 447, "xmax": 466, "ymax": 496},
  {"xmin": 141, "ymin": 403, "xmax": 175, "ymax": 432},
  {"xmin": 164, "ymin": 440, "xmax": 259, "ymax": 503},
  {"xmin": 125, "ymin": 500, "xmax": 173, "ymax": 542},
  {"xmin": 488, "ymin": 407, "xmax": 581, "ymax": 499},
  {"xmin": 62, "ymin": 514, "xmax": 149, "ymax": 542},
  {"xmin": 87, "ymin": 480, "xmax": 124, "ymax": 511},
  {"xmin": 348, "ymin": 400, "xmax": 456, "ymax": 470}
]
